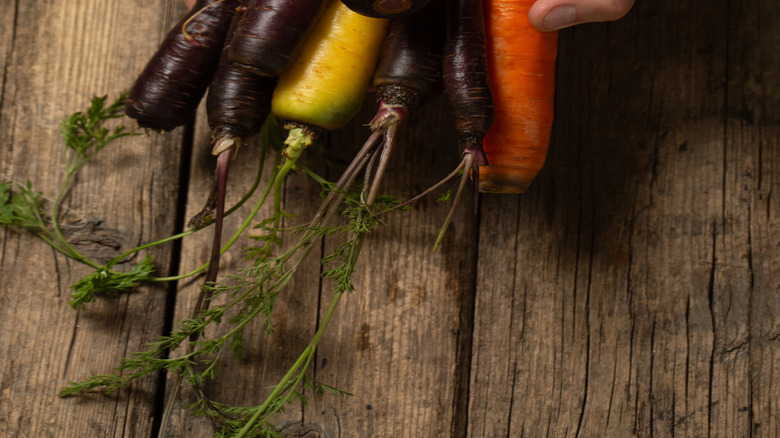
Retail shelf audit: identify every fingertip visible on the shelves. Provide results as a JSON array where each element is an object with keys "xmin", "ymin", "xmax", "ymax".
[
  {"xmin": 528, "ymin": 1, "xmax": 559, "ymax": 32},
  {"xmin": 529, "ymin": 1, "xmax": 580, "ymax": 32},
  {"xmin": 602, "ymin": 0, "xmax": 636, "ymax": 21},
  {"xmin": 529, "ymin": 0, "xmax": 636, "ymax": 31},
  {"xmin": 541, "ymin": 5, "xmax": 577, "ymax": 31}
]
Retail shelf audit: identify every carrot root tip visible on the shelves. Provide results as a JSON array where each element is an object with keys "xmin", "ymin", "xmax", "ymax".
[
  {"xmin": 463, "ymin": 146, "xmax": 487, "ymax": 167},
  {"xmin": 369, "ymin": 102, "xmax": 410, "ymax": 131},
  {"xmin": 212, "ymin": 137, "xmax": 239, "ymax": 157},
  {"xmin": 433, "ymin": 153, "xmax": 475, "ymax": 251}
]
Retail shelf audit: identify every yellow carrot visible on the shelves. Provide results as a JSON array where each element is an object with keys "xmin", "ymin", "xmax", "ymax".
[{"xmin": 272, "ymin": 0, "xmax": 389, "ymax": 157}]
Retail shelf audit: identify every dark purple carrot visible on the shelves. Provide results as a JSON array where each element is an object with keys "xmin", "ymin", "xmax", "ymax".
[
  {"xmin": 321, "ymin": 0, "xmax": 444, "ymax": 212},
  {"xmin": 125, "ymin": 0, "xmax": 240, "ymax": 130},
  {"xmin": 442, "ymin": 0, "xmax": 493, "ymax": 165},
  {"xmin": 340, "ymin": 0, "xmax": 431, "ymax": 18},
  {"xmin": 191, "ymin": 0, "xmax": 276, "ymax": 291},
  {"xmin": 371, "ymin": 0, "xmax": 444, "ymax": 126},
  {"xmin": 205, "ymin": 18, "xmax": 277, "ymax": 158},
  {"xmin": 158, "ymin": 5, "xmax": 277, "ymax": 432},
  {"xmin": 427, "ymin": 0, "xmax": 493, "ymax": 247},
  {"xmin": 227, "ymin": 0, "xmax": 326, "ymax": 77}
]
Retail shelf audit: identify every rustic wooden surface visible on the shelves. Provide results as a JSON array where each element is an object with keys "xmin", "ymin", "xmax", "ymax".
[{"xmin": 1, "ymin": 1, "xmax": 778, "ymax": 437}]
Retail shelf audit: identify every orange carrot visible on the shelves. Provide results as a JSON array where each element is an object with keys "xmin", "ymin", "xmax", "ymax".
[{"xmin": 479, "ymin": 0, "xmax": 558, "ymax": 193}]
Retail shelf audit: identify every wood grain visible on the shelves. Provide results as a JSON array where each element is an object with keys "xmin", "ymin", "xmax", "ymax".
[
  {"xmin": 469, "ymin": 0, "xmax": 780, "ymax": 437},
  {"xmin": 1, "ymin": 0, "xmax": 779, "ymax": 437},
  {"xmin": 0, "ymin": 1, "xmax": 187, "ymax": 437},
  {"xmin": 303, "ymin": 95, "xmax": 476, "ymax": 438}
]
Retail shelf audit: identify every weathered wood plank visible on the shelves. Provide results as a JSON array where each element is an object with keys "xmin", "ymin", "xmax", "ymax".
[
  {"xmin": 469, "ymin": 0, "xmax": 780, "ymax": 437},
  {"xmin": 0, "ymin": 3, "xmax": 14, "ymax": 93},
  {"xmin": 718, "ymin": 0, "xmax": 780, "ymax": 435},
  {"xmin": 164, "ymin": 88, "xmax": 476, "ymax": 436},
  {"xmin": 304, "ymin": 96, "xmax": 476, "ymax": 438},
  {"xmin": 3, "ymin": 0, "xmax": 779, "ymax": 437},
  {"xmin": 162, "ymin": 104, "xmax": 327, "ymax": 436},
  {"xmin": 0, "ymin": 1, "xmax": 186, "ymax": 436}
]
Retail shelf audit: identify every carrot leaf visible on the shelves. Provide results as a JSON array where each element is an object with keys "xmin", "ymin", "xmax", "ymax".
[
  {"xmin": 0, "ymin": 181, "xmax": 47, "ymax": 232},
  {"xmin": 60, "ymin": 93, "xmax": 138, "ymax": 164},
  {"xmin": 68, "ymin": 255, "xmax": 156, "ymax": 309},
  {"xmin": 2, "ymin": 94, "xmax": 142, "ymax": 270}
]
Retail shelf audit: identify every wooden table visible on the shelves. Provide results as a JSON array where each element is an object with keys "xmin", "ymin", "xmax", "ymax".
[{"xmin": 1, "ymin": 1, "xmax": 778, "ymax": 436}]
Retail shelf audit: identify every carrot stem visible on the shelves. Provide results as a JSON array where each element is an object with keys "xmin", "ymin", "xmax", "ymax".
[
  {"xmin": 192, "ymin": 147, "xmax": 232, "ymax": 320},
  {"xmin": 152, "ymin": 149, "xmax": 280, "ymax": 282}
]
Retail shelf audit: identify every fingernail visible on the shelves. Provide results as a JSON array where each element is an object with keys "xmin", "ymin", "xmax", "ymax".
[{"xmin": 543, "ymin": 5, "xmax": 576, "ymax": 31}]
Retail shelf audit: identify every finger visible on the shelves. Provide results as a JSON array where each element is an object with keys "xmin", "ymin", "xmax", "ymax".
[
  {"xmin": 182, "ymin": 0, "xmax": 196, "ymax": 10},
  {"xmin": 528, "ymin": 0, "xmax": 635, "ymax": 32}
]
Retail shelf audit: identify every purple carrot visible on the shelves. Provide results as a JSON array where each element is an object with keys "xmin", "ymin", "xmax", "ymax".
[
  {"xmin": 442, "ymin": 0, "xmax": 493, "ymax": 166},
  {"xmin": 431, "ymin": 0, "xmax": 494, "ymax": 246},
  {"xmin": 227, "ymin": 0, "xmax": 326, "ymax": 77},
  {"xmin": 325, "ymin": 0, "xmax": 445, "ymax": 210},
  {"xmin": 125, "ymin": 0, "xmax": 240, "ymax": 130},
  {"xmin": 192, "ymin": 0, "xmax": 276, "ymax": 293},
  {"xmin": 370, "ymin": 0, "xmax": 444, "ymax": 129}
]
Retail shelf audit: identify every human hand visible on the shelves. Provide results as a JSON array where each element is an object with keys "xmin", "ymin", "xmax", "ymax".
[{"xmin": 528, "ymin": 0, "xmax": 635, "ymax": 31}]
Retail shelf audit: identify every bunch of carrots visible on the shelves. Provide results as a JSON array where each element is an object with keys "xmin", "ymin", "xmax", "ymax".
[
  {"xmin": 59, "ymin": 0, "xmax": 559, "ymax": 435},
  {"xmin": 127, "ymin": 0, "xmax": 558, "ymax": 211},
  {"xmin": 125, "ymin": 0, "xmax": 558, "ymax": 270}
]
